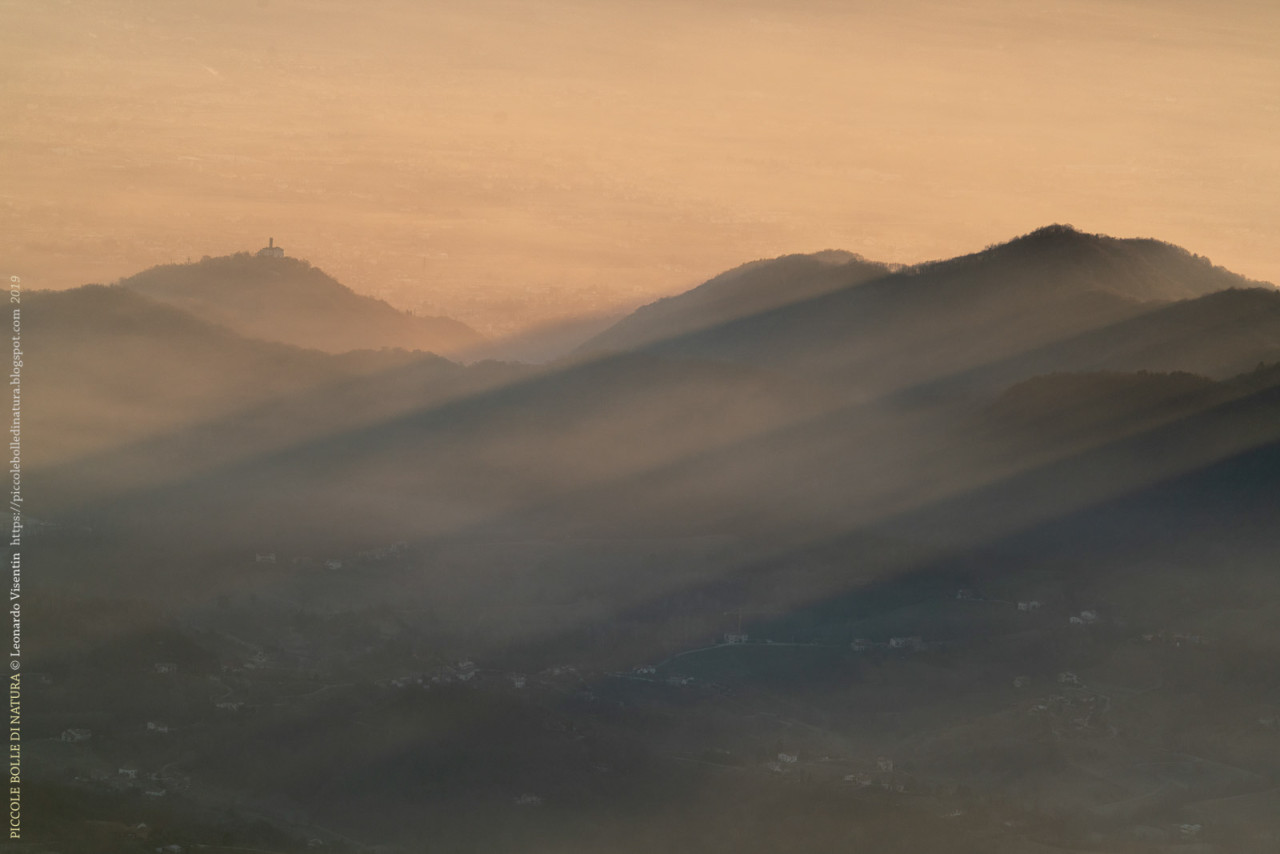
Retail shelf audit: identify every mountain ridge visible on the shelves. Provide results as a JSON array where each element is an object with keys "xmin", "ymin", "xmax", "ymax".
[
  {"xmin": 579, "ymin": 250, "xmax": 894, "ymax": 353},
  {"xmin": 119, "ymin": 252, "xmax": 483, "ymax": 356},
  {"xmin": 581, "ymin": 225, "xmax": 1274, "ymax": 395},
  {"xmin": 25, "ymin": 283, "xmax": 470, "ymax": 468}
]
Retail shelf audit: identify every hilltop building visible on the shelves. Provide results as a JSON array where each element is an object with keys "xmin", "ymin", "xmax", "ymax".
[{"xmin": 257, "ymin": 237, "xmax": 285, "ymax": 258}]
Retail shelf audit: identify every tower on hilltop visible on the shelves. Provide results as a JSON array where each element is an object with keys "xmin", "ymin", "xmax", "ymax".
[{"xmin": 257, "ymin": 237, "xmax": 285, "ymax": 258}]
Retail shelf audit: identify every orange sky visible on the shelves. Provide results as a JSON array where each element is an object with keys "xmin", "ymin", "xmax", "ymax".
[{"xmin": 2, "ymin": 0, "xmax": 1278, "ymax": 335}]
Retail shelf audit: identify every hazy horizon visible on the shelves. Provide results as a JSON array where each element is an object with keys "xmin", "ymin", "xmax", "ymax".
[
  {"xmin": 16, "ymin": 6, "xmax": 1280, "ymax": 845},
  {"xmin": 3, "ymin": 0, "xmax": 1279, "ymax": 335}
]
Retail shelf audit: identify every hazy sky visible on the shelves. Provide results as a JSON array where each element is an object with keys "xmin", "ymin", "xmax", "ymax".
[{"xmin": 3, "ymin": 0, "xmax": 1278, "ymax": 334}]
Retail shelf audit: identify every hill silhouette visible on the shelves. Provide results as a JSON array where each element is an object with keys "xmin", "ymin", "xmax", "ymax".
[
  {"xmin": 119, "ymin": 252, "xmax": 482, "ymax": 356},
  {"xmin": 580, "ymin": 250, "xmax": 893, "ymax": 353},
  {"xmin": 25, "ymin": 284, "xmax": 480, "ymax": 468},
  {"xmin": 977, "ymin": 223, "xmax": 1253, "ymax": 301},
  {"xmin": 35, "ymin": 227, "xmax": 1280, "ymax": 523},
  {"xmin": 584, "ymin": 225, "xmax": 1270, "ymax": 395}
]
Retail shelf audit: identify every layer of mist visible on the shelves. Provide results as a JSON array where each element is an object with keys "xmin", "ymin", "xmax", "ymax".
[{"xmin": 28, "ymin": 226, "xmax": 1280, "ymax": 854}]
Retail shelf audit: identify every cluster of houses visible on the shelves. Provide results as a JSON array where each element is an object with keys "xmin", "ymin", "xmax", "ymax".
[
  {"xmin": 94, "ymin": 765, "xmax": 191, "ymax": 798},
  {"xmin": 80, "ymin": 822, "xmax": 152, "ymax": 844},
  {"xmin": 356, "ymin": 541, "xmax": 409, "ymax": 561},
  {"xmin": 958, "ymin": 588, "xmax": 1049, "ymax": 615},
  {"xmin": 842, "ymin": 757, "xmax": 908, "ymax": 792},
  {"xmin": 1130, "ymin": 823, "xmax": 1205, "ymax": 844},
  {"xmin": 1141, "ymin": 630, "xmax": 1207, "ymax": 647},
  {"xmin": 252, "ymin": 551, "xmax": 338, "ymax": 570},
  {"xmin": 251, "ymin": 541, "xmax": 409, "ymax": 570},
  {"xmin": 391, "ymin": 660, "xmax": 570, "ymax": 692},
  {"xmin": 541, "ymin": 664, "xmax": 584, "ymax": 684},
  {"xmin": 232, "ymin": 650, "xmax": 269, "ymax": 671},
  {"xmin": 850, "ymin": 636, "xmax": 928, "ymax": 653},
  {"xmin": 1028, "ymin": 688, "xmax": 1105, "ymax": 734},
  {"xmin": 386, "ymin": 659, "xmax": 482, "ymax": 689},
  {"xmin": 763, "ymin": 752, "xmax": 798, "ymax": 773},
  {"xmin": 957, "ymin": 587, "xmax": 1066, "ymax": 611},
  {"xmin": 956, "ymin": 588, "xmax": 1042, "ymax": 609},
  {"xmin": 762, "ymin": 752, "xmax": 907, "ymax": 791},
  {"xmin": 382, "ymin": 661, "xmax": 594, "ymax": 692},
  {"xmin": 1068, "ymin": 610, "xmax": 1101, "ymax": 626}
]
